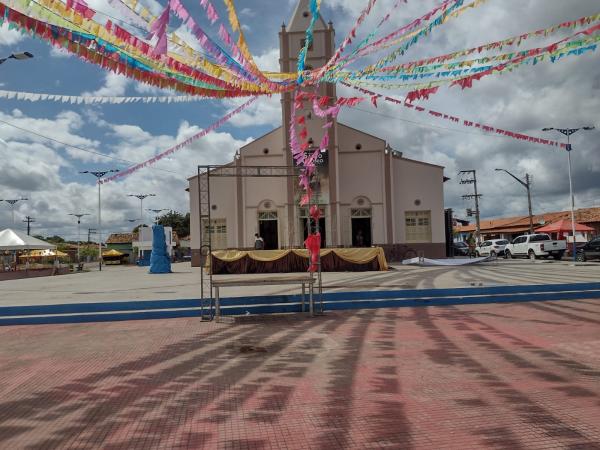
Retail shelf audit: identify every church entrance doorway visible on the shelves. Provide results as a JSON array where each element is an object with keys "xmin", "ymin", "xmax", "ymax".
[
  {"xmin": 351, "ymin": 208, "xmax": 372, "ymax": 247},
  {"xmin": 258, "ymin": 211, "xmax": 279, "ymax": 249}
]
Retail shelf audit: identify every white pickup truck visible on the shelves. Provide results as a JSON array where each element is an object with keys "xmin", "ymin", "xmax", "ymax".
[{"xmin": 504, "ymin": 234, "xmax": 567, "ymax": 260}]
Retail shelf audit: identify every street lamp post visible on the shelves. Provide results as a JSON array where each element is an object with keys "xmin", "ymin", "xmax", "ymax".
[
  {"xmin": 0, "ymin": 51, "xmax": 34, "ymax": 65},
  {"xmin": 542, "ymin": 126, "xmax": 595, "ymax": 263},
  {"xmin": 68, "ymin": 213, "xmax": 91, "ymax": 264},
  {"xmin": 495, "ymin": 169, "xmax": 534, "ymax": 235},
  {"xmin": 146, "ymin": 208, "xmax": 167, "ymax": 224},
  {"xmin": 0, "ymin": 198, "xmax": 28, "ymax": 226},
  {"xmin": 80, "ymin": 170, "xmax": 119, "ymax": 271},
  {"xmin": 128, "ymin": 194, "xmax": 155, "ymax": 225}
]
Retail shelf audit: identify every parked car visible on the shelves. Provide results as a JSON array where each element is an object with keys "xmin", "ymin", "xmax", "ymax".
[
  {"xmin": 475, "ymin": 239, "xmax": 509, "ymax": 257},
  {"xmin": 505, "ymin": 234, "xmax": 567, "ymax": 260},
  {"xmin": 453, "ymin": 241, "xmax": 470, "ymax": 256},
  {"xmin": 576, "ymin": 236, "xmax": 600, "ymax": 262}
]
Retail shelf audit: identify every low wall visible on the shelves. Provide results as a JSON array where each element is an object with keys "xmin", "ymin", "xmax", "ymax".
[{"xmin": 0, "ymin": 268, "xmax": 70, "ymax": 281}]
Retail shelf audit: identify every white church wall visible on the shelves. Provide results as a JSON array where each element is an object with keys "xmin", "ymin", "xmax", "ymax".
[
  {"xmin": 188, "ymin": 172, "xmax": 238, "ymax": 265},
  {"xmin": 240, "ymin": 127, "xmax": 283, "ymax": 157},
  {"xmin": 392, "ymin": 157, "xmax": 445, "ymax": 245}
]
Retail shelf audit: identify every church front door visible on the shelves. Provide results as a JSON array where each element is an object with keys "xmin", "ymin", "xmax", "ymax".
[{"xmin": 259, "ymin": 218, "xmax": 279, "ymax": 250}]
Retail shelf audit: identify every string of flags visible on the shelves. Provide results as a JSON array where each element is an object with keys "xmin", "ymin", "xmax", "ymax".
[{"xmin": 0, "ymin": 0, "xmax": 597, "ymax": 191}]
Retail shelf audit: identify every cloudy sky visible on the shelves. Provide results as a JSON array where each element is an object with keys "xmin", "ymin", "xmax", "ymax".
[{"xmin": 0, "ymin": 0, "xmax": 598, "ymax": 241}]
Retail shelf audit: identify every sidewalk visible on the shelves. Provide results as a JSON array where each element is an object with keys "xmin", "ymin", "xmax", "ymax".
[
  {"xmin": 1, "ymin": 299, "xmax": 599, "ymax": 449},
  {"xmin": 1, "ymin": 260, "xmax": 600, "ymax": 307}
]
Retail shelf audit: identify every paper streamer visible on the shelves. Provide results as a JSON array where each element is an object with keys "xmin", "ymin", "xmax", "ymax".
[
  {"xmin": 343, "ymin": 82, "xmax": 567, "ymax": 150},
  {"xmin": 0, "ymin": 89, "xmax": 217, "ymax": 104},
  {"xmin": 365, "ymin": 12, "xmax": 600, "ymax": 77},
  {"xmin": 100, "ymin": 96, "xmax": 258, "ymax": 184},
  {"xmin": 297, "ymin": 0, "xmax": 322, "ymax": 83}
]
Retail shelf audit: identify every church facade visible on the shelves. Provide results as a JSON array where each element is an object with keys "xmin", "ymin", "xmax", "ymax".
[{"xmin": 188, "ymin": 1, "xmax": 446, "ymax": 266}]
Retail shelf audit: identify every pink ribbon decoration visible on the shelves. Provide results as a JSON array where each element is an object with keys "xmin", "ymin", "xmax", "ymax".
[
  {"xmin": 206, "ymin": 2, "xmax": 219, "ymax": 24},
  {"xmin": 344, "ymin": 82, "xmax": 567, "ymax": 150},
  {"xmin": 148, "ymin": 3, "xmax": 170, "ymax": 56},
  {"xmin": 101, "ymin": 97, "xmax": 258, "ymax": 184}
]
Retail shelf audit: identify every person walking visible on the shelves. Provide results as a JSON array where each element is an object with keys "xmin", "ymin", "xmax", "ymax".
[{"xmin": 467, "ymin": 234, "xmax": 476, "ymax": 258}]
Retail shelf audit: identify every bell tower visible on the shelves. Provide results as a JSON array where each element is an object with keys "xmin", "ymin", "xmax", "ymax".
[{"xmin": 280, "ymin": 1, "xmax": 340, "ymax": 246}]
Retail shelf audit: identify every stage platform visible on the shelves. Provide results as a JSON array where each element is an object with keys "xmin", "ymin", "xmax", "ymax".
[{"xmin": 209, "ymin": 247, "xmax": 388, "ymax": 274}]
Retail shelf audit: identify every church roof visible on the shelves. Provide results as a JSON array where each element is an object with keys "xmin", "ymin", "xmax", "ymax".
[{"xmin": 286, "ymin": 0, "xmax": 328, "ymax": 33}]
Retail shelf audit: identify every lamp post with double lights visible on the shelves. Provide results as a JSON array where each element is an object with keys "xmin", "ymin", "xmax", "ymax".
[
  {"xmin": 542, "ymin": 126, "xmax": 595, "ymax": 263},
  {"xmin": 0, "ymin": 51, "xmax": 34, "ymax": 65},
  {"xmin": 147, "ymin": 208, "xmax": 167, "ymax": 225},
  {"xmin": 127, "ymin": 194, "xmax": 155, "ymax": 225},
  {"xmin": 80, "ymin": 169, "xmax": 119, "ymax": 271},
  {"xmin": 495, "ymin": 169, "xmax": 534, "ymax": 235},
  {"xmin": 0, "ymin": 197, "xmax": 28, "ymax": 226},
  {"xmin": 68, "ymin": 213, "xmax": 91, "ymax": 264}
]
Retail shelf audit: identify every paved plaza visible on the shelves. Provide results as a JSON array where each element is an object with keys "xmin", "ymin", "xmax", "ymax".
[
  {"xmin": 1, "ymin": 299, "xmax": 599, "ymax": 449},
  {"xmin": 1, "ymin": 259, "xmax": 599, "ymax": 307}
]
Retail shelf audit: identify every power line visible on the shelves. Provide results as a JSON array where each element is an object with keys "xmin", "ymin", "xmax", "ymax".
[{"xmin": 0, "ymin": 117, "xmax": 179, "ymax": 175}]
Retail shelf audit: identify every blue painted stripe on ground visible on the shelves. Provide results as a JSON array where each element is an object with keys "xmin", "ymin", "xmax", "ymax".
[
  {"xmin": 0, "ymin": 299, "xmax": 201, "ymax": 316},
  {"xmin": 2, "ymin": 290, "xmax": 597, "ymax": 326},
  {"xmin": 221, "ymin": 282, "xmax": 600, "ymax": 304},
  {"xmin": 1, "ymin": 282, "xmax": 599, "ymax": 325},
  {"xmin": 3, "ymin": 282, "xmax": 600, "ymax": 317},
  {"xmin": 219, "ymin": 290, "xmax": 600, "ymax": 316},
  {"xmin": 0, "ymin": 309, "xmax": 201, "ymax": 326}
]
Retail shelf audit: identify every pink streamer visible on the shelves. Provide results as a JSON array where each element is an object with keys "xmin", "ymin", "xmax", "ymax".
[
  {"xmin": 344, "ymin": 82, "xmax": 567, "ymax": 150},
  {"xmin": 101, "ymin": 97, "xmax": 258, "ymax": 184}
]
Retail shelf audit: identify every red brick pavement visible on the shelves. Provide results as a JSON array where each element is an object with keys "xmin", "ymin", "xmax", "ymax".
[{"xmin": 1, "ymin": 299, "xmax": 599, "ymax": 449}]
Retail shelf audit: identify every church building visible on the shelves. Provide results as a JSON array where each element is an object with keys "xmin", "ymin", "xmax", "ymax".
[{"xmin": 188, "ymin": 0, "xmax": 447, "ymax": 266}]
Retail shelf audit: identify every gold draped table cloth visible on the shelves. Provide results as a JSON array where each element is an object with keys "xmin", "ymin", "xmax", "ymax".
[{"xmin": 207, "ymin": 247, "xmax": 388, "ymax": 274}]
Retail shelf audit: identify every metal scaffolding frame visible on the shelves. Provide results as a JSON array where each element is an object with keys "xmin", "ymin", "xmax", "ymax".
[{"xmin": 197, "ymin": 164, "xmax": 323, "ymax": 320}]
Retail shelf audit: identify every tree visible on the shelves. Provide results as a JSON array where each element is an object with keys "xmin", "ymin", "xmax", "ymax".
[
  {"xmin": 80, "ymin": 246, "xmax": 98, "ymax": 259},
  {"xmin": 132, "ymin": 224, "xmax": 149, "ymax": 234},
  {"xmin": 157, "ymin": 211, "xmax": 190, "ymax": 237},
  {"xmin": 46, "ymin": 235, "xmax": 66, "ymax": 244}
]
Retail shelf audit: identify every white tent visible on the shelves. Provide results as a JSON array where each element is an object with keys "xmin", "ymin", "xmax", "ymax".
[{"xmin": 0, "ymin": 229, "xmax": 56, "ymax": 251}]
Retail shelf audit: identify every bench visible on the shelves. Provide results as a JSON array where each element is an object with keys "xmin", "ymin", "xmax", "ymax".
[{"xmin": 212, "ymin": 275, "xmax": 316, "ymax": 322}]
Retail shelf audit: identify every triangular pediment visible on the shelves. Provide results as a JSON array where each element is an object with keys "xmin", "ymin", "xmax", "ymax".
[{"xmin": 287, "ymin": 0, "xmax": 328, "ymax": 33}]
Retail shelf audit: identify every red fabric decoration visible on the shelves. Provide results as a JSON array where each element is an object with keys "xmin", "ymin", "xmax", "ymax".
[{"xmin": 304, "ymin": 232, "xmax": 321, "ymax": 272}]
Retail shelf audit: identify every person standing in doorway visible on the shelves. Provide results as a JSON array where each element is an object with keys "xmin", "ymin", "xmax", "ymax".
[
  {"xmin": 355, "ymin": 230, "xmax": 365, "ymax": 247},
  {"xmin": 254, "ymin": 233, "xmax": 265, "ymax": 250}
]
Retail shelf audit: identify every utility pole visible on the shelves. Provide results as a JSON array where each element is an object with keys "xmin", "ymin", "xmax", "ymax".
[
  {"xmin": 0, "ymin": 197, "xmax": 28, "ymax": 226},
  {"xmin": 459, "ymin": 170, "xmax": 482, "ymax": 243},
  {"xmin": 542, "ymin": 126, "xmax": 595, "ymax": 263},
  {"xmin": 495, "ymin": 169, "xmax": 534, "ymax": 235},
  {"xmin": 127, "ymin": 194, "xmax": 156, "ymax": 225},
  {"xmin": 69, "ymin": 213, "xmax": 90, "ymax": 264},
  {"xmin": 22, "ymin": 216, "xmax": 35, "ymax": 235},
  {"xmin": 80, "ymin": 169, "xmax": 119, "ymax": 271}
]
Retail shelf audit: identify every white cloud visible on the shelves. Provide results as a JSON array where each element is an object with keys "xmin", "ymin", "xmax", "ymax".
[
  {"xmin": 254, "ymin": 47, "xmax": 280, "ymax": 72},
  {"xmin": 49, "ymin": 47, "xmax": 72, "ymax": 59},
  {"xmin": 0, "ymin": 22, "xmax": 25, "ymax": 46},
  {"xmin": 240, "ymin": 8, "xmax": 257, "ymax": 18},
  {"xmin": 223, "ymin": 95, "xmax": 282, "ymax": 128},
  {"xmin": 0, "ymin": 108, "xmax": 252, "ymax": 238},
  {"xmin": 82, "ymin": 73, "xmax": 130, "ymax": 97}
]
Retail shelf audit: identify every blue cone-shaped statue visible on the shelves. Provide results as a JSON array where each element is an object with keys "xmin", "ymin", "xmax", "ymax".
[{"xmin": 149, "ymin": 224, "xmax": 172, "ymax": 274}]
